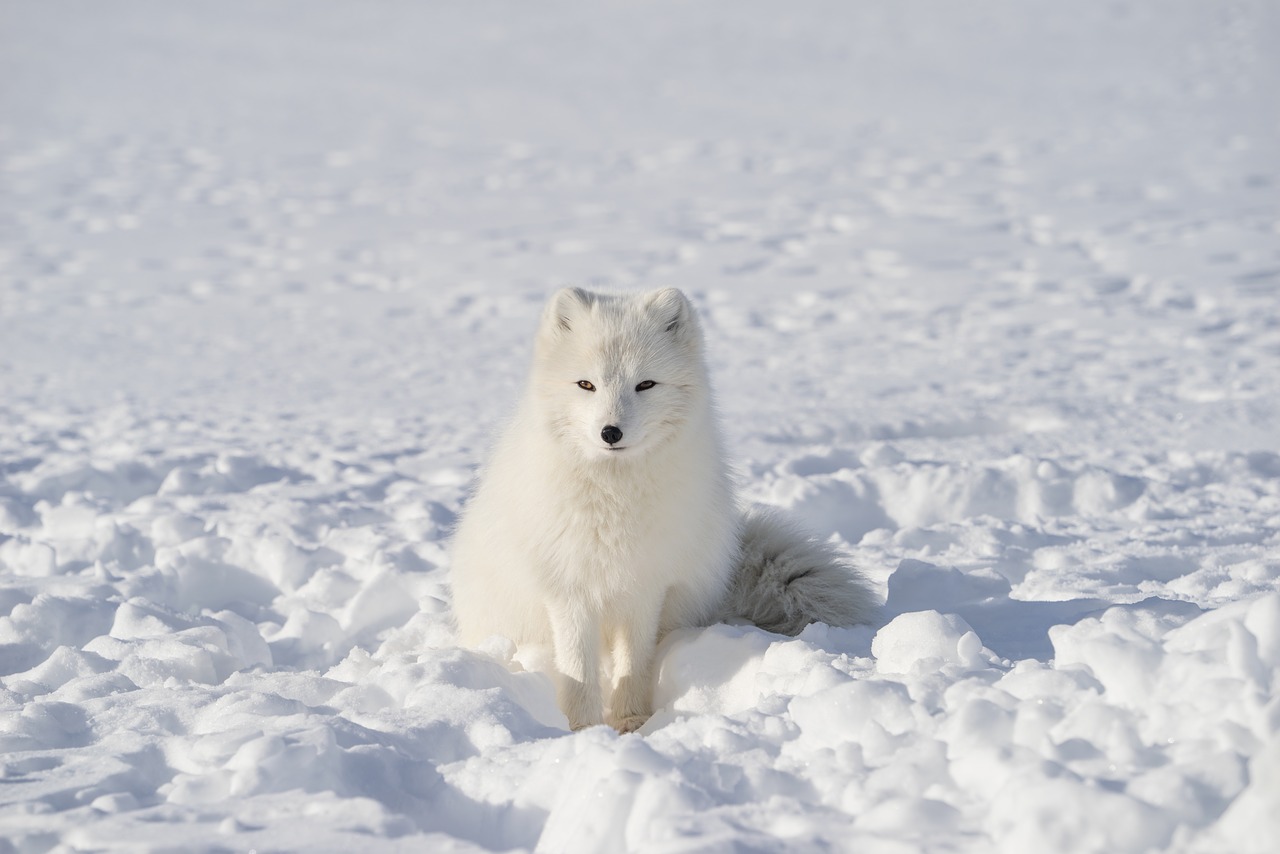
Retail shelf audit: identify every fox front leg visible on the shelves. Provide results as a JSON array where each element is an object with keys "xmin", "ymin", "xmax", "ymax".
[
  {"xmin": 606, "ymin": 594, "xmax": 663, "ymax": 733},
  {"xmin": 547, "ymin": 598, "xmax": 604, "ymax": 730}
]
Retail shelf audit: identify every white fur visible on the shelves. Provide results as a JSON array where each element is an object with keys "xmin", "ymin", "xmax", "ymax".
[{"xmin": 450, "ymin": 287, "xmax": 875, "ymax": 731}]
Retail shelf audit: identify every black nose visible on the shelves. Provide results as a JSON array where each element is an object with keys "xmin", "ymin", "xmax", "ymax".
[{"xmin": 601, "ymin": 425, "xmax": 623, "ymax": 445}]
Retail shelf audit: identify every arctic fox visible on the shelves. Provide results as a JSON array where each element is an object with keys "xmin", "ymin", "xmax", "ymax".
[{"xmin": 450, "ymin": 287, "xmax": 875, "ymax": 732}]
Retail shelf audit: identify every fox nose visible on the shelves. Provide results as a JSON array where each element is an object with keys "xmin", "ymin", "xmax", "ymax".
[{"xmin": 601, "ymin": 425, "xmax": 623, "ymax": 445}]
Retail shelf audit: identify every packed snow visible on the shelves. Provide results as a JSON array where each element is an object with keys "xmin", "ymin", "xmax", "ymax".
[{"xmin": 2, "ymin": 1, "xmax": 1279, "ymax": 851}]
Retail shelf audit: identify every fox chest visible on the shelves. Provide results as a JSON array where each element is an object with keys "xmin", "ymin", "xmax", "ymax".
[{"xmin": 531, "ymin": 483, "xmax": 683, "ymax": 595}]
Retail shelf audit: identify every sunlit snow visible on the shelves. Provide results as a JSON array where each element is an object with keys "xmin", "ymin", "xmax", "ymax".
[{"xmin": 2, "ymin": 1, "xmax": 1278, "ymax": 851}]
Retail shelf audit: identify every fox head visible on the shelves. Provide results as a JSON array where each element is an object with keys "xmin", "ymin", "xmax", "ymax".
[{"xmin": 531, "ymin": 287, "xmax": 708, "ymax": 461}]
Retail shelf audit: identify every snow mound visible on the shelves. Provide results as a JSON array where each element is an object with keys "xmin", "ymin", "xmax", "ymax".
[{"xmin": 3, "ymin": 0, "xmax": 1278, "ymax": 850}]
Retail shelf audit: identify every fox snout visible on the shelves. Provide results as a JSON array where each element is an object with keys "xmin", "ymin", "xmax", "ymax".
[{"xmin": 601, "ymin": 425, "xmax": 623, "ymax": 445}]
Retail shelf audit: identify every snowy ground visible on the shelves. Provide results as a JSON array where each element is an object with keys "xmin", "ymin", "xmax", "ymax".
[{"xmin": 2, "ymin": 1, "xmax": 1279, "ymax": 851}]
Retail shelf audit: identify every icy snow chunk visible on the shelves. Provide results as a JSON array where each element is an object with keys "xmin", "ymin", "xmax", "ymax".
[
  {"xmin": 789, "ymin": 679, "xmax": 917, "ymax": 758},
  {"xmin": 886, "ymin": 559, "xmax": 1011, "ymax": 612},
  {"xmin": 156, "ymin": 537, "xmax": 280, "ymax": 612},
  {"xmin": 653, "ymin": 624, "xmax": 856, "ymax": 722},
  {"xmin": 0, "ymin": 593, "xmax": 116, "ymax": 665},
  {"xmin": 341, "ymin": 568, "xmax": 417, "ymax": 639},
  {"xmin": 33, "ymin": 495, "xmax": 153, "ymax": 571},
  {"xmin": 652, "ymin": 624, "xmax": 773, "ymax": 717},
  {"xmin": 104, "ymin": 634, "xmax": 226, "ymax": 686},
  {"xmin": 537, "ymin": 729, "xmax": 709, "ymax": 854},
  {"xmin": 1072, "ymin": 470, "xmax": 1146, "ymax": 516},
  {"xmin": 90, "ymin": 792, "xmax": 139, "ymax": 814},
  {"xmin": 1049, "ymin": 609, "xmax": 1163, "ymax": 707},
  {"xmin": 1199, "ymin": 735, "xmax": 1280, "ymax": 853},
  {"xmin": 767, "ymin": 474, "xmax": 895, "ymax": 543},
  {"xmin": 110, "ymin": 599, "xmax": 181, "ymax": 639},
  {"xmin": 0, "ymin": 496, "xmax": 37, "ymax": 531},
  {"xmin": 157, "ymin": 454, "xmax": 301, "ymax": 497},
  {"xmin": 49, "ymin": 671, "xmax": 137, "ymax": 704},
  {"xmin": 221, "ymin": 535, "xmax": 318, "ymax": 594},
  {"xmin": 214, "ymin": 453, "xmax": 297, "ymax": 491},
  {"xmin": 340, "ymin": 640, "xmax": 563, "ymax": 746},
  {"xmin": 1243, "ymin": 592, "xmax": 1280, "ymax": 670},
  {"xmin": 986, "ymin": 775, "xmax": 1175, "ymax": 853},
  {"xmin": 7, "ymin": 700, "xmax": 91, "ymax": 751},
  {"xmin": 859, "ymin": 442, "xmax": 904, "ymax": 468},
  {"xmin": 872, "ymin": 611, "xmax": 987, "ymax": 674},
  {"xmin": 211, "ymin": 609, "xmax": 273, "ymax": 670},
  {"xmin": 939, "ymin": 695, "xmax": 1016, "ymax": 756},
  {"xmin": 265, "ymin": 608, "xmax": 344, "ymax": 668},
  {"xmin": 998, "ymin": 658, "xmax": 1102, "ymax": 703},
  {"xmin": 858, "ymin": 796, "xmax": 961, "ymax": 836},
  {"xmin": 371, "ymin": 606, "xmax": 457, "ymax": 660},
  {"xmin": 1160, "ymin": 593, "xmax": 1279, "ymax": 695},
  {"xmin": 87, "ymin": 603, "xmax": 269, "ymax": 685},
  {"xmin": 872, "ymin": 461, "xmax": 1019, "ymax": 528},
  {"xmin": 860, "ymin": 457, "xmax": 1149, "ymax": 529},
  {"xmin": 756, "ymin": 638, "xmax": 852, "ymax": 698},
  {"xmin": 148, "ymin": 512, "xmax": 207, "ymax": 547},
  {"xmin": 2, "ymin": 645, "xmax": 112, "ymax": 696},
  {"xmin": 222, "ymin": 729, "xmax": 345, "ymax": 797},
  {"xmin": 38, "ymin": 496, "xmax": 103, "ymax": 539},
  {"xmin": 157, "ymin": 464, "xmax": 212, "ymax": 496},
  {"xmin": 1127, "ymin": 763, "xmax": 1220, "ymax": 826},
  {"xmin": 0, "ymin": 536, "xmax": 58, "ymax": 577},
  {"xmin": 395, "ymin": 647, "xmax": 565, "ymax": 734},
  {"xmin": 1049, "ymin": 698, "xmax": 1144, "ymax": 768}
]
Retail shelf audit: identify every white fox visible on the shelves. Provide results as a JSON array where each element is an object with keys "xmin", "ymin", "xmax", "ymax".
[{"xmin": 450, "ymin": 288, "xmax": 875, "ymax": 732}]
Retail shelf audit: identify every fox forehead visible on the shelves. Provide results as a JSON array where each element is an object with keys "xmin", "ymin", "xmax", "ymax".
[
  {"xmin": 560, "ymin": 328, "xmax": 684, "ymax": 378},
  {"xmin": 535, "ymin": 287, "xmax": 701, "ymax": 384}
]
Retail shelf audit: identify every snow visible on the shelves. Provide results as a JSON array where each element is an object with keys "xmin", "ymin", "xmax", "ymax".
[{"xmin": 2, "ymin": 0, "xmax": 1279, "ymax": 851}]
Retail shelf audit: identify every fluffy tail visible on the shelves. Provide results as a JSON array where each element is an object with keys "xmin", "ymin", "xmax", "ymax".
[{"xmin": 721, "ymin": 507, "xmax": 878, "ymax": 635}]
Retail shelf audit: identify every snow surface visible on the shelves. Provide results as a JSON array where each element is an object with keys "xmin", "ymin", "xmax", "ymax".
[{"xmin": 2, "ymin": 1, "xmax": 1279, "ymax": 851}]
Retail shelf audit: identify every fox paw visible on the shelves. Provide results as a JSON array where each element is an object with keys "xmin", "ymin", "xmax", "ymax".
[
  {"xmin": 567, "ymin": 711, "xmax": 605, "ymax": 731},
  {"xmin": 609, "ymin": 714, "xmax": 650, "ymax": 734}
]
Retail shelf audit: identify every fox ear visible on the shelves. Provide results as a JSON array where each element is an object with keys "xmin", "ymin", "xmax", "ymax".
[
  {"xmin": 543, "ymin": 287, "xmax": 594, "ymax": 334},
  {"xmin": 645, "ymin": 287, "xmax": 695, "ymax": 337}
]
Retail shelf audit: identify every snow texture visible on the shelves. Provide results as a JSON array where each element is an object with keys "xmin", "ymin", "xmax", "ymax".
[{"xmin": 2, "ymin": 1, "xmax": 1279, "ymax": 851}]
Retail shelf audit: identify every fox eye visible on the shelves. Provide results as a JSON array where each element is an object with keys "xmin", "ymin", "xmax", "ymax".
[
  {"xmin": 635, "ymin": 380, "xmax": 657, "ymax": 391},
  {"xmin": 577, "ymin": 380, "xmax": 596, "ymax": 392}
]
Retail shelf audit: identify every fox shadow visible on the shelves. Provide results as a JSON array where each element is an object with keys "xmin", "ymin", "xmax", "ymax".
[{"xmin": 883, "ymin": 558, "xmax": 1204, "ymax": 662}]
